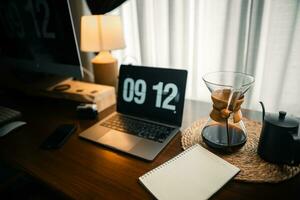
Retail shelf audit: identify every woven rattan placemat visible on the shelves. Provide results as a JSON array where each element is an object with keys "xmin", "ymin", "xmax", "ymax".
[{"xmin": 181, "ymin": 118, "xmax": 300, "ymax": 183}]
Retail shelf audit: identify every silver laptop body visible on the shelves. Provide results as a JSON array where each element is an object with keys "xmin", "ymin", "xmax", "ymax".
[{"xmin": 80, "ymin": 65, "xmax": 187, "ymax": 161}]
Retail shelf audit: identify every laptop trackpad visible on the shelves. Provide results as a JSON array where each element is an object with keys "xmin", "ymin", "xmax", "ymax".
[{"xmin": 98, "ymin": 130, "xmax": 141, "ymax": 151}]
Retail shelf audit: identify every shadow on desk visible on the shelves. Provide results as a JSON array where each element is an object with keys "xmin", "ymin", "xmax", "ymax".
[{"xmin": 0, "ymin": 161, "xmax": 68, "ymax": 200}]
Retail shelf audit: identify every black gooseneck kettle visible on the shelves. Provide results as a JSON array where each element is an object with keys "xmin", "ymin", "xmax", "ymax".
[{"xmin": 257, "ymin": 102, "xmax": 300, "ymax": 165}]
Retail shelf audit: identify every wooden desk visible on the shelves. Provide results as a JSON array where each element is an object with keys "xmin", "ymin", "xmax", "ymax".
[{"xmin": 0, "ymin": 93, "xmax": 299, "ymax": 199}]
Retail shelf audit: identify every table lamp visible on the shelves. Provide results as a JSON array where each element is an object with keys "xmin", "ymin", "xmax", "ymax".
[{"xmin": 81, "ymin": 15, "xmax": 125, "ymax": 87}]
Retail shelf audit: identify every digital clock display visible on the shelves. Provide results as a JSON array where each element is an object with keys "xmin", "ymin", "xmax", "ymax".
[{"xmin": 117, "ymin": 65, "xmax": 188, "ymax": 126}]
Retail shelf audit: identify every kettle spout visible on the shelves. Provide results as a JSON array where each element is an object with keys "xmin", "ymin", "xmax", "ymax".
[{"xmin": 259, "ymin": 101, "xmax": 265, "ymax": 122}]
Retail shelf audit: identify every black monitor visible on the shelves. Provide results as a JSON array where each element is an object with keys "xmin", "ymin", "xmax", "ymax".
[{"xmin": 0, "ymin": 0, "xmax": 83, "ymax": 79}]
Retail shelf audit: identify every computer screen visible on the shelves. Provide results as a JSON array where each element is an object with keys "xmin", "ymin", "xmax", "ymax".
[
  {"xmin": 0, "ymin": 0, "xmax": 83, "ymax": 78},
  {"xmin": 117, "ymin": 65, "xmax": 188, "ymax": 127}
]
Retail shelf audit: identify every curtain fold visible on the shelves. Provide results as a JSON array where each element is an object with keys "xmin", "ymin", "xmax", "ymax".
[{"xmin": 113, "ymin": 0, "xmax": 300, "ymax": 116}]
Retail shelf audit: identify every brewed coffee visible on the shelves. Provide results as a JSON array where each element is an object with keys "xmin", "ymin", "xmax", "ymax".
[{"xmin": 202, "ymin": 123, "xmax": 246, "ymax": 151}]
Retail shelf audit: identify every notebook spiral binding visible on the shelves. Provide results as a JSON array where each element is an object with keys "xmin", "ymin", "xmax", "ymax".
[{"xmin": 139, "ymin": 144, "xmax": 199, "ymax": 180}]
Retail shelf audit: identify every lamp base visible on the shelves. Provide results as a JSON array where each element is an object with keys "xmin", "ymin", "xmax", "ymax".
[{"xmin": 92, "ymin": 51, "xmax": 118, "ymax": 88}]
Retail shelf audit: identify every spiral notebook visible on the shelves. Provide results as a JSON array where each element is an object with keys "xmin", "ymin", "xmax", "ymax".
[{"xmin": 139, "ymin": 144, "xmax": 240, "ymax": 200}]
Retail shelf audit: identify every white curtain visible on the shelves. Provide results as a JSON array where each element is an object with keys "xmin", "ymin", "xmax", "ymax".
[{"xmin": 111, "ymin": 0, "xmax": 300, "ymax": 116}]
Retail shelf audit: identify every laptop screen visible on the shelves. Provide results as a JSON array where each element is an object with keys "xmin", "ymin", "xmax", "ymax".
[{"xmin": 117, "ymin": 65, "xmax": 188, "ymax": 127}]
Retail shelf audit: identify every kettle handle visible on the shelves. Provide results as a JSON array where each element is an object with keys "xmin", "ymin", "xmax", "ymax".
[
  {"xmin": 292, "ymin": 134, "xmax": 300, "ymax": 165},
  {"xmin": 259, "ymin": 101, "xmax": 265, "ymax": 121}
]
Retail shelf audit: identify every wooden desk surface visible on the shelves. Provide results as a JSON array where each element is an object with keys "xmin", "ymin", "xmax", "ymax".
[{"xmin": 0, "ymin": 93, "xmax": 299, "ymax": 199}]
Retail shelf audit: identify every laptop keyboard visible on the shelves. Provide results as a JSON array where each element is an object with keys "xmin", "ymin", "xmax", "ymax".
[{"xmin": 101, "ymin": 115, "xmax": 175, "ymax": 143}]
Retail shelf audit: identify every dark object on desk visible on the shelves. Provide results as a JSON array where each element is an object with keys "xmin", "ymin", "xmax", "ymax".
[
  {"xmin": 258, "ymin": 102, "xmax": 300, "ymax": 165},
  {"xmin": 76, "ymin": 103, "xmax": 98, "ymax": 119},
  {"xmin": 41, "ymin": 124, "xmax": 76, "ymax": 149}
]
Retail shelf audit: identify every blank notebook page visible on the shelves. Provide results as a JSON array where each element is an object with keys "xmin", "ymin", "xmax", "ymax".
[{"xmin": 139, "ymin": 144, "xmax": 240, "ymax": 200}]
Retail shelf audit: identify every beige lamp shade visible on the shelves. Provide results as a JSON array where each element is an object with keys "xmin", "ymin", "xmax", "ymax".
[{"xmin": 80, "ymin": 15, "xmax": 125, "ymax": 52}]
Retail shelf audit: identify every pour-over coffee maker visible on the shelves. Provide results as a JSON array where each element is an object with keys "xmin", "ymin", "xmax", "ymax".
[{"xmin": 201, "ymin": 72, "xmax": 254, "ymax": 152}]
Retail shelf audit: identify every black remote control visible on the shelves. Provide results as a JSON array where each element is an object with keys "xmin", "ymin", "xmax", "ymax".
[{"xmin": 41, "ymin": 124, "xmax": 76, "ymax": 149}]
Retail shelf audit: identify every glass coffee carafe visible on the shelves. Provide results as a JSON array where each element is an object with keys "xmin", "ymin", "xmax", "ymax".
[{"xmin": 201, "ymin": 71, "xmax": 254, "ymax": 152}]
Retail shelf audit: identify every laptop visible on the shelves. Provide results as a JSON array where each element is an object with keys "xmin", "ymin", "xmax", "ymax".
[{"xmin": 79, "ymin": 65, "xmax": 187, "ymax": 161}]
